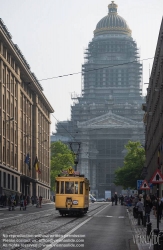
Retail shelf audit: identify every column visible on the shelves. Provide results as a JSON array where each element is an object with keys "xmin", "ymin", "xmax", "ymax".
[
  {"xmin": 6, "ymin": 172, "xmax": 8, "ymax": 190},
  {"xmin": 92, "ymin": 163, "xmax": 96, "ymax": 190},
  {"xmin": 1, "ymin": 171, "xmax": 3, "ymax": 188},
  {"xmin": 10, "ymin": 174, "xmax": 12, "ymax": 191},
  {"xmin": 32, "ymin": 94, "xmax": 38, "ymax": 181},
  {"xmin": 30, "ymin": 182, "xmax": 32, "ymax": 196},
  {"xmin": 18, "ymin": 176, "xmax": 20, "ymax": 193},
  {"xmin": 0, "ymin": 59, "xmax": 3, "ymax": 163}
]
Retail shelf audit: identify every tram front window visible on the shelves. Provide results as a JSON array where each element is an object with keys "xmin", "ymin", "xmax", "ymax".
[
  {"xmin": 61, "ymin": 181, "xmax": 64, "ymax": 194},
  {"xmin": 56, "ymin": 181, "xmax": 59, "ymax": 194},
  {"xmin": 80, "ymin": 182, "xmax": 83, "ymax": 194},
  {"xmin": 75, "ymin": 182, "xmax": 78, "ymax": 194},
  {"xmin": 65, "ymin": 181, "xmax": 74, "ymax": 194}
]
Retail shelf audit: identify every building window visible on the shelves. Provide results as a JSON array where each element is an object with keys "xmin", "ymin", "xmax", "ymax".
[
  {"xmin": 3, "ymin": 46, "xmax": 6, "ymax": 58},
  {"xmin": 8, "ymin": 174, "xmax": 10, "ymax": 189}
]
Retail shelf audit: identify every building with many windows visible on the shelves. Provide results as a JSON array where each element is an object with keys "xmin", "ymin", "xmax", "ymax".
[
  {"xmin": 0, "ymin": 18, "xmax": 54, "ymax": 199},
  {"xmin": 143, "ymin": 18, "xmax": 163, "ymax": 188},
  {"xmin": 55, "ymin": 2, "xmax": 144, "ymax": 197}
]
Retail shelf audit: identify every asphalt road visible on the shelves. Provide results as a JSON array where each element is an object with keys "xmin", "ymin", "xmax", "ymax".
[
  {"xmin": 0, "ymin": 202, "xmax": 138, "ymax": 250},
  {"xmin": 40, "ymin": 203, "xmax": 137, "ymax": 250}
]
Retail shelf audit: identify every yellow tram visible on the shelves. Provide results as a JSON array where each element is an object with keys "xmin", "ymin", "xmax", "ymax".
[{"xmin": 55, "ymin": 168, "xmax": 90, "ymax": 216}]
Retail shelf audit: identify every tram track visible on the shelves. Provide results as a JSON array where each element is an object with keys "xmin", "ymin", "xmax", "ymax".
[
  {"xmin": 0, "ymin": 209, "xmax": 55, "ymax": 231},
  {"xmin": 7, "ymin": 203, "xmax": 109, "ymax": 250}
]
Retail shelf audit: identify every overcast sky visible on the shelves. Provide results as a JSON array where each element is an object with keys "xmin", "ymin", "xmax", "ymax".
[{"xmin": 1, "ymin": 0, "xmax": 163, "ymax": 133}]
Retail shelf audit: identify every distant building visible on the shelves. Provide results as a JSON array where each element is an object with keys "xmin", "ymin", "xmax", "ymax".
[
  {"xmin": 143, "ymin": 18, "xmax": 163, "ymax": 186},
  {"xmin": 0, "ymin": 18, "xmax": 54, "ymax": 199},
  {"xmin": 51, "ymin": 133, "xmax": 71, "ymax": 144},
  {"xmin": 55, "ymin": 2, "xmax": 144, "ymax": 197}
]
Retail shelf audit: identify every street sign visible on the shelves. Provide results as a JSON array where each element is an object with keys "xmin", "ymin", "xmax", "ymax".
[
  {"xmin": 150, "ymin": 169, "xmax": 163, "ymax": 183},
  {"xmin": 137, "ymin": 180, "xmax": 143, "ymax": 190},
  {"xmin": 140, "ymin": 180, "xmax": 150, "ymax": 190},
  {"xmin": 137, "ymin": 180, "xmax": 153, "ymax": 189}
]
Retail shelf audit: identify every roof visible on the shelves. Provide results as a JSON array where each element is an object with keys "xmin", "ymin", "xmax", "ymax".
[{"xmin": 94, "ymin": 1, "xmax": 131, "ymax": 36}]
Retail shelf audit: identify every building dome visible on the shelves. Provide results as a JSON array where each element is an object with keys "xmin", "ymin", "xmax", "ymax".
[{"xmin": 94, "ymin": 1, "xmax": 131, "ymax": 37}]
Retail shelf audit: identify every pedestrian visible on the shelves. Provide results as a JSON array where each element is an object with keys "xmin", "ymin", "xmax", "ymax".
[
  {"xmin": 144, "ymin": 195, "xmax": 153, "ymax": 223},
  {"xmin": 39, "ymin": 195, "xmax": 42, "ymax": 208},
  {"xmin": 15, "ymin": 194, "xmax": 19, "ymax": 206},
  {"xmin": 111, "ymin": 196, "xmax": 114, "ymax": 206},
  {"xmin": 8, "ymin": 195, "xmax": 12, "ymax": 211},
  {"xmin": 24, "ymin": 198, "xmax": 27, "ymax": 210},
  {"xmin": 136, "ymin": 198, "xmax": 144, "ymax": 225},
  {"xmin": 152, "ymin": 198, "xmax": 157, "ymax": 218},
  {"xmin": 158, "ymin": 198, "xmax": 163, "ymax": 221},
  {"xmin": 114, "ymin": 193, "xmax": 118, "ymax": 205},
  {"xmin": 121, "ymin": 195, "xmax": 124, "ymax": 205},
  {"xmin": 31, "ymin": 196, "xmax": 35, "ymax": 205}
]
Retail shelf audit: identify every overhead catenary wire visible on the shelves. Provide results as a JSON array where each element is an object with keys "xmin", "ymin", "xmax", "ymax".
[
  {"xmin": 38, "ymin": 57, "xmax": 154, "ymax": 81},
  {"xmin": 0, "ymin": 56, "xmax": 154, "ymax": 85}
]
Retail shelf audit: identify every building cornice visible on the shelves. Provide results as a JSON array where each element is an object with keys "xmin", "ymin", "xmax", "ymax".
[{"xmin": 0, "ymin": 164, "xmax": 21, "ymax": 176}]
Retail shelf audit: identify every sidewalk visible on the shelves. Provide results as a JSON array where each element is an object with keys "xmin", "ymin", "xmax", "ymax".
[
  {"xmin": 127, "ymin": 207, "xmax": 163, "ymax": 250},
  {"xmin": 0, "ymin": 202, "xmax": 54, "ymax": 211}
]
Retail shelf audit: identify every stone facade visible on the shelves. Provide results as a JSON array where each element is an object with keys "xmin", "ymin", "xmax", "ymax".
[
  {"xmin": 0, "ymin": 18, "xmax": 54, "ymax": 199},
  {"xmin": 143, "ymin": 18, "xmax": 163, "ymax": 188},
  {"xmin": 55, "ymin": 2, "xmax": 144, "ymax": 197}
]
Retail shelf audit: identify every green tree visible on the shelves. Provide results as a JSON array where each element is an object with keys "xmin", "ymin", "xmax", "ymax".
[
  {"xmin": 50, "ymin": 141, "xmax": 75, "ymax": 191},
  {"xmin": 114, "ymin": 141, "xmax": 145, "ymax": 189}
]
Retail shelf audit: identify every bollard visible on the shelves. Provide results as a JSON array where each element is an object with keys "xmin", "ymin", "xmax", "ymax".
[
  {"xmin": 147, "ymin": 222, "xmax": 152, "ymax": 236},
  {"xmin": 146, "ymin": 222, "xmax": 152, "ymax": 242},
  {"xmin": 153, "ymin": 229, "xmax": 160, "ymax": 250},
  {"xmin": 158, "ymin": 232, "xmax": 163, "ymax": 250},
  {"xmin": 143, "ymin": 215, "xmax": 146, "ymax": 227},
  {"xmin": 138, "ymin": 214, "xmax": 141, "ymax": 225}
]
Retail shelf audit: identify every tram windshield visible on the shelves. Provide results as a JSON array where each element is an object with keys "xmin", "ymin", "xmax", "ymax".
[{"xmin": 56, "ymin": 181, "xmax": 83, "ymax": 194}]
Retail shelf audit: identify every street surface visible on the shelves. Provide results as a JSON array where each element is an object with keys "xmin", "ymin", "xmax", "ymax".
[{"xmin": 0, "ymin": 202, "xmax": 138, "ymax": 250}]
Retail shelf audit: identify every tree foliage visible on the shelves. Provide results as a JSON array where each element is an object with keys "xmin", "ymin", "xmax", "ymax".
[
  {"xmin": 50, "ymin": 141, "xmax": 75, "ymax": 191},
  {"xmin": 114, "ymin": 141, "xmax": 145, "ymax": 189}
]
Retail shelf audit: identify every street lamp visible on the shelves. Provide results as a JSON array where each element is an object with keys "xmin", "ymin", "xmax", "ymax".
[{"xmin": 69, "ymin": 142, "xmax": 81, "ymax": 171}]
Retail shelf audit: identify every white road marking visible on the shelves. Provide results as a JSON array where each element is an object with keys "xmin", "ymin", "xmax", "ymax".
[
  {"xmin": 106, "ymin": 215, "xmax": 113, "ymax": 217},
  {"xmin": 118, "ymin": 216, "xmax": 124, "ymax": 218},
  {"xmin": 43, "ymin": 204, "xmax": 110, "ymax": 250}
]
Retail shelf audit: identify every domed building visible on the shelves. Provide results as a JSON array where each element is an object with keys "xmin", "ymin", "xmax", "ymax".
[{"xmin": 55, "ymin": 2, "xmax": 144, "ymax": 197}]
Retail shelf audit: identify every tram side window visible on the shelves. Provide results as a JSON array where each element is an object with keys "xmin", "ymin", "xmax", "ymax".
[
  {"xmin": 65, "ymin": 181, "xmax": 74, "ymax": 194},
  {"xmin": 61, "ymin": 181, "xmax": 64, "ymax": 194},
  {"xmin": 79, "ymin": 182, "xmax": 83, "ymax": 194},
  {"xmin": 56, "ymin": 181, "xmax": 59, "ymax": 194},
  {"xmin": 75, "ymin": 181, "xmax": 78, "ymax": 194},
  {"xmin": 85, "ymin": 183, "xmax": 89, "ymax": 195}
]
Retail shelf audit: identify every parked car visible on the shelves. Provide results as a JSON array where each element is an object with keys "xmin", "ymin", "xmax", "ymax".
[
  {"xmin": 89, "ymin": 194, "xmax": 96, "ymax": 203},
  {"xmin": 96, "ymin": 198, "xmax": 106, "ymax": 202}
]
